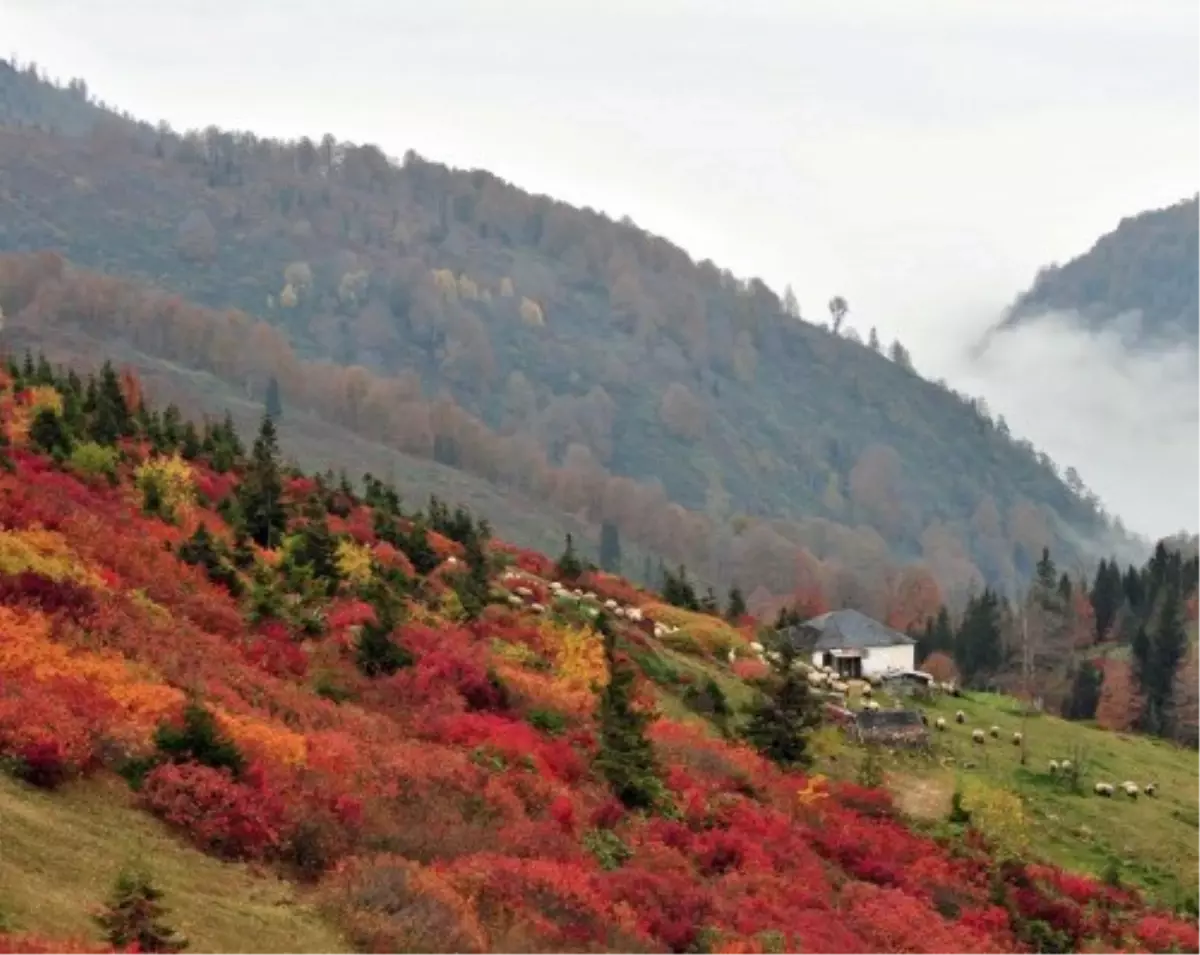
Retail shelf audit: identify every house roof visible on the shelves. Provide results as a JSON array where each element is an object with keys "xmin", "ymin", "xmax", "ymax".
[{"xmin": 782, "ymin": 609, "xmax": 915, "ymax": 652}]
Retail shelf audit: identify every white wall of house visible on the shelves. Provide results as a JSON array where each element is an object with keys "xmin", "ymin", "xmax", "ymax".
[
  {"xmin": 812, "ymin": 644, "xmax": 915, "ymax": 677},
  {"xmin": 863, "ymin": 644, "xmax": 915, "ymax": 676}
]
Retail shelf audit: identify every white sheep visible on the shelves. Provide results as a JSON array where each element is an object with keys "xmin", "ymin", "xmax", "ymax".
[
  {"xmin": 614, "ymin": 607, "xmax": 626, "ymax": 618},
  {"xmin": 1011, "ymin": 732, "xmax": 1023, "ymax": 746},
  {"xmin": 955, "ymin": 710, "xmax": 966, "ymax": 724},
  {"xmin": 989, "ymin": 725, "xmax": 1000, "ymax": 738},
  {"xmin": 1059, "ymin": 759, "xmax": 1072, "ymax": 774},
  {"xmin": 1122, "ymin": 781, "xmax": 1139, "ymax": 799},
  {"xmin": 1094, "ymin": 782, "xmax": 1114, "ymax": 797},
  {"xmin": 446, "ymin": 556, "xmax": 458, "ymax": 566},
  {"xmin": 935, "ymin": 717, "xmax": 947, "ymax": 731},
  {"xmin": 584, "ymin": 591, "xmax": 597, "ymax": 601},
  {"xmin": 515, "ymin": 586, "xmax": 533, "ymax": 598},
  {"xmin": 750, "ymin": 641, "xmax": 765, "ymax": 653},
  {"xmin": 1048, "ymin": 759, "xmax": 1060, "ymax": 775},
  {"xmin": 653, "ymin": 624, "xmax": 666, "ymax": 638},
  {"xmin": 627, "ymin": 607, "xmax": 643, "ymax": 622},
  {"xmin": 1144, "ymin": 782, "xmax": 1157, "ymax": 797},
  {"xmin": 507, "ymin": 595, "xmax": 523, "ymax": 607},
  {"xmin": 971, "ymin": 729, "xmax": 985, "ymax": 744},
  {"xmin": 530, "ymin": 602, "xmax": 546, "ymax": 614},
  {"xmin": 572, "ymin": 588, "xmax": 583, "ymax": 598},
  {"xmin": 727, "ymin": 649, "xmax": 737, "ymax": 665},
  {"xmin": 604, "ymin": 599, "xmax": 618, "ymax": 610},
  {"xmin": 865, "ymin": 700, "xmax": 881, "ymax": 712},
  {"xmin": 859, "ymin": 684, "xmax": 872, "ymax": 697}
]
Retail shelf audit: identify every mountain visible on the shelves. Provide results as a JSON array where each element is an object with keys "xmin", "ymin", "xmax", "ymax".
[
  {"xmin": 0, "ymin": 59, "xmax": 1144, "ymax": 607},
  {"xmin": 998, "ymin": 196, "xmax": 1199, "ymax": 346},
  {"xmin": 0, "ymin": 361, "xmax": 1194, "ymax": 953}
]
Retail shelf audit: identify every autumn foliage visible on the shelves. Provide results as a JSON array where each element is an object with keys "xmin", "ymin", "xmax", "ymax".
[{"xmin": 0, "ymin": 365, "xmax": 1192, "ymax": 954}]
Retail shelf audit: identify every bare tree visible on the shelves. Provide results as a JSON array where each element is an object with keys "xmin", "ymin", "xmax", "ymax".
[{"xmin": 827, "ymin": 296, "xmax": 848, "ymax": 335}]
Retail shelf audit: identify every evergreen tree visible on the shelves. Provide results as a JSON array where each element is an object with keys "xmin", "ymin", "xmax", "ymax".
[
  {"xmin": 699, "ymin": 586, "xmax": 720, "ymax": 615},
  {"xmin": 237, "ymin": 414, "xmax": 287, "ymax": 549},
  {"xmin": 725, "ymin": 585, "xmax": 747, "ymax": 622},
  {"xmin": 1137, "ymin": 583, "xmax": 1188, "ymax": 736},
  {"xmin": 154, "ymin": 700, "xmax": 244, "ymax": 778},
  {"xmin": 264, "ymin": 375, "xmax": 283, "ymax": 420},
  {"xmin": 355, "ymin": 586, "xmax": 412, "ymax": 677},
  {"xmin": 1063, "ymin": 660, "xmax": 1103, "ymax": 721},
  {"xmin": 29, "ymin": 408, "xmax": 71, "ymax": 457},
  {"xmin": 598, "ymin": 520, "xmax": 622, "ymax": 573},
  {"xmin": 661, "ymin": 564, "xmax": 699, "ymax": 611},
  {"xmin": 1090, "ymin": 559, "xmax": 1124, "ymax": 641},
  {"xmin": 744, "ymin": 639, "xmax": 821, "ymax": 768},
  {"xmin": 399, "ymin": 517, "xmax": 440, "ymax": 576},
  {"xmin": 286, "ymin": 500, "xmax": 340, "ymax": 593},
  {"xmin": 455, "ymin": 530, "xmax": 492, "ymax": 620},
  {"xmin": 88, "ymin": 361, "xmax": 132, "ymax": 445},
  {"xmin": 94, "ymin": 867, "xmax": 187, "ymax": 953},
  {"xmin": 956, "ymin": 589, "xmax": 1004, "ymax": 686},
  {"xmin": 556, "ymin": 533, "xmax": 583, "ymax": 582},
  {"xmin": 595, "ymin": 614, "xmax": 663, "ymax": 809}
]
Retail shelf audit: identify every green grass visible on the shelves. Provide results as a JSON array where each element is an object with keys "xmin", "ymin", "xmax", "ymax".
[
  {"xmin": 836, "ymin": 690, "xmax": 1199, "ymax": 907},
  {"xmin": 0, "ymin": 773, "xmax": 350, "ymax": 952}
]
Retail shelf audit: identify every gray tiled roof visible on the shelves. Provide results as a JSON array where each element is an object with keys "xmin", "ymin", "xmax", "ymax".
[{"xmin": 782, "ymin": 608, "xmax": 915, "ymax": 652}]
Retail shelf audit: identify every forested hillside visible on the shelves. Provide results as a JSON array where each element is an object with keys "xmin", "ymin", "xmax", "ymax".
[
  {"xmin": 0, "ymin": 358, "xmax": 1195, "ymax": 953},
  {"xmin": 0, "ymin": 59, "xmax": 1140, "ymax": 608},
  {"xmin": 999, "ymin": 196, "xmax": 1198, "ymax": 345}
]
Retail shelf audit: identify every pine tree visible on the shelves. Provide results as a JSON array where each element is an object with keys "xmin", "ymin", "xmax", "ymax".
[
  {"xmin": 94, "ymin": 867, "xmax": 187, "ymax": 953},
  {"xmin": 956, "ymin": 589, "xmax": 1004, "ymax": 685},
  {"xmin": 1063, "ymin": 660, "xmax": 1103, "ymax": 721},
  {"xmin": 1137, "ymin": 582, "xmax": 1187, "ymax": 736},
  {"xmin": 1090, "ymin": 559, "xmax": 1124, "ymax": 641},
  {"xmin": 356, "ymin": 587, "xmax": 412, "ymax": 677},
  {"xmin": 29, "ymin": 408, "xmax": 71, "ymax": 457},
  {"xmin": 595, "ymin": 614, "xmax": 663, "ymax": 809},
  {"xmin": 556, "ymin": 533, "xmax": 583, "ymax": 582},
  {"xmin": 725, "ymin": 585, "xmax": 747, "ymax": 622},
  {"xmin": 154, "ymin": 700, "xmax": 245, "ymax": 778},
  {"xmin": 238, "ymin": 414, "xmax": 287, "ymax": 549},
  {"xmin": 455, "ymin": 530, "xmax": 492, "ymax": 620},
  {"xmin": 264, "ymin": 375, "xmax": 283, "ymax": 420},
  {"xmin": 598, "ymin": 520, "xmax": 622, "ymax": 573},
  {"xmin": 744, "ymin": 640, "xmax": 821, "ymax": 768}
]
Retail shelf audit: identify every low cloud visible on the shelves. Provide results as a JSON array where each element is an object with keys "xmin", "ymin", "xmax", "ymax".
[{"xmin": 929, "ymin": 309, "xmax": 1198, "ymax": 543}]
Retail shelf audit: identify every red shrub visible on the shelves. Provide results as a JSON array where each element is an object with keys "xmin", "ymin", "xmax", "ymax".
[{"xmin": 140, "ymin": 761, "xmax": 286, "ymax": 860}]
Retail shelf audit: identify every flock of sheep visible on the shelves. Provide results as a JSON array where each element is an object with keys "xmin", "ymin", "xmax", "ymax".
[
  {"xmin": 497, "ymin": 568, "xmax": 1165, "ymax": 804},
  {"xmin": 499, "ymin": 570, "xmax": 652, "ymax": 626},
  {"xmin": 933, "ymin": 708, "xmax": 1159, "ymax": 799}
]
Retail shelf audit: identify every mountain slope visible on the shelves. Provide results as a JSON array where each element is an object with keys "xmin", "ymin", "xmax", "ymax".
[
  {"xmin": 0, "ymin": 61, "xmax": 1139, "ymax": 602},
  {"xmin": 0, "ymin": 360, "xmax": 1194, "ymax": 953},
  {"xmin": 998, "ymin": 196, "xmax": 1198, "ymax": 345}
]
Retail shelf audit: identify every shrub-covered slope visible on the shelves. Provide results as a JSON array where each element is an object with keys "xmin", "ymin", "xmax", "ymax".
[
  {"xmin": 0, "ymin": 59, "xmax": 1133, "ymax": 604},
  {"xmin": 0, "ymin": 358, "xmax": 1194, "ymax": 954}
]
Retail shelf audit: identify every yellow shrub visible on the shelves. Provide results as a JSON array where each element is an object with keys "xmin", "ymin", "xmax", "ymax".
[
  {"xmin": 960, "ymin": 779, "xmax": 1030, "ymax": 860},
  {"xmin": 0, "ymin": 527, "xmax": 100, "ymax": 585},
  {"xmin": 336, "ymin": 538, "xmax": 374, "ymax": 587},
  {"xmin": 135, "ymin": 453, "xmax": 195, "ymax": 517},
  {"xmin": 546, "ymin": 621, "xmax": 607, "ymax": 694},
  {"xmin": 27, "ymin": 385, "xmax": 63, "ymax": 415}
]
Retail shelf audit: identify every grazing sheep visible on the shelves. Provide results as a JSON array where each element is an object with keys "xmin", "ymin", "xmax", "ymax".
[
  {"xmin": 604, "ymin": 599, "xmax": 618, "ymax": 610},
  {"xmin": 749, "ymin": 641, "xmax": 764, "ymax": 653},
  {"xmin": 1144, "ymin": 782, "xmax": 1157, "ymax": 797},
  {"xmin": 935, "ymin": 717, "xmax": 947, "ymax": 731},
  {"xmin": 507, "ymin": 595, "xmax": 523, "ymax": 607},
  {"xmin": 955, "ymin": 710, "xmax": 966, "ymax": 724},
  {"xmin": 614, "ymin": 607, "xmax": 626, "ymax": 618},
  {"xmin": 515, "ymin": 586, "xmax": 533, "ymax": 598},
  {"xmin": 859, "ymin": 684, "xmax": 872, "ymax": 697},
  {"xmin": 1094, "ymin": 782, "xmax": 1114, "ymax": 797},
  {"xmin": 971, "ymin": 729, "xmax": 985, "ymax": 744},
  {"xmin": 1059, "ymin": 759, "xmax": 1072, "ymax": 774},
  {"xmin": 1122, "ymin": 781, "xmax": 1139, "ymax": 799},
  {"xmin": 989, "ymin": 725, "xmax": 1000, "ymax": 738},
  {"xmin": 1048, "ymin": 759, "xmax": 1060, "ymax": 775},
  {"xmin": 530, "ymin": 603, "xmax": 546, "ymax": 614},
  {"xmin": 653, "ymin": 624, "xmax": 666, "ymax": 638},
  {"xmin": 865, "ymin": 700, "xmax": 881, "ymax": 712},
  {"xmin": 627, "ymin": 607, "xmax": 643, "ymax": 622},
  {"xmin": 584, "ymin": 592, "xmax": 596, "ymax": 600},
  {"xmin": 1011, "ymin": 732, "xmax": 1023, "ymax": 746},
  {"xmin": 446, "ymin": 556, "xmax": 458, "ymax": 566}
]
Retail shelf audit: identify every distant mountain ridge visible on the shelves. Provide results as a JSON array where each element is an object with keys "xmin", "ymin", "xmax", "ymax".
[
  {"xmin": 0, "ymin": 57, "xmax": 1146, "ymax": 604},
  {"xmin": 997, "ymin": 196, "xmax": 1198, "ymax": 346}
]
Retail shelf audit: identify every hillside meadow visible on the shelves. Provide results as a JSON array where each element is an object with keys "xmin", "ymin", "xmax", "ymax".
[{"xmin": 0, "ymin": 360, "xmax": 1194, "ymax": 954}]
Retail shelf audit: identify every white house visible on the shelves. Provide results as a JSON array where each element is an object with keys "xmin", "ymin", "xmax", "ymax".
[{"xmin": 781, "ymin": 609, "xmax": 916, "ymax": 680}]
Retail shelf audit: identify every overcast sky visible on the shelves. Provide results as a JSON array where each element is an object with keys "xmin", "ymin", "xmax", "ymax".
[{"xmin": 6, "ymin": 0, "xmax": 1199, "ymax": 538}]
